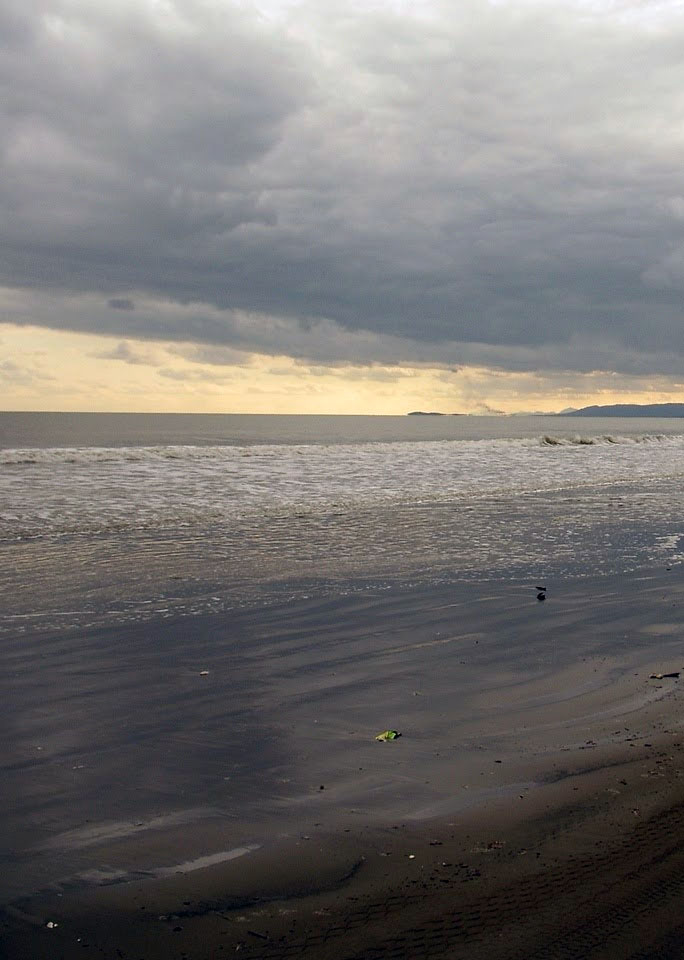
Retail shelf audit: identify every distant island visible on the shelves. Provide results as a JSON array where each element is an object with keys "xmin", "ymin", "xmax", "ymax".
[
  {"xmin": 562, "ymin": 403, "xmax": 684, "ymax": 417},
  {"xmin": 407, "ymin": 411, "xmax": 445, "ymax": 416}
]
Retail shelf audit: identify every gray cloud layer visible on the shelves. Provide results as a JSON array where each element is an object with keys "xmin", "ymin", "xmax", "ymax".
[{"xmin": 3, "ymin": 0, "xmax": 684, "ymax": 375}]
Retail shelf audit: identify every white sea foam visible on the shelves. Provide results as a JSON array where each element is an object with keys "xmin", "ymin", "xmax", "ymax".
[
  {"xmin": 0, "ymin": 432, "xmax": 679, "ymax": 466},
  {"xmin": 2, "ymin": 434, "xmax": 684, "ymax": 541},
  {"xmin": 538, "ymin": 433, "xmax": 673, "ymax": 446},
  {"xmin": 3, "ymin": 428, "xmax": 684, "ymax": 637}
]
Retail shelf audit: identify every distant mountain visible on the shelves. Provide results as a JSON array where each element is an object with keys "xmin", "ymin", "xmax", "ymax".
[
  {"xmin": 563, "ymin": 403, "xmax": 684, "ymax": 417},
  {"xmin": 512, "ymin": 409, "xmax": 577, "ymax": 416}
]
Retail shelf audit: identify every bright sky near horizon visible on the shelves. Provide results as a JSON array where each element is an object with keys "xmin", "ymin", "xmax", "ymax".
[{"xmin": 3, "ymin": 0, "xmax": 684, "ymax": 413}]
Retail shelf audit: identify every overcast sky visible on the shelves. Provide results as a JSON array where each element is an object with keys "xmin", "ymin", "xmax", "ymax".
[{"xmin": 3, "ymin": 0, "xmax": 684, "ymax": 412}]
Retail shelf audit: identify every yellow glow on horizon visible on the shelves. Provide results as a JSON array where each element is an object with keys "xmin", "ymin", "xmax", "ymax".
[{"xmin": 2, "ymin": 323, "xmax": 684, "ymax": 415}]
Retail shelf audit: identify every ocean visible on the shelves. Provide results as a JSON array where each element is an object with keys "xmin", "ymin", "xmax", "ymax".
[
  {"xmin": 2, "ymin": 412, "xmax": 684, "ymax": 636},
  {"xmin": 5, "ymin": 411, "xmax": 684, "ymax": 909}
]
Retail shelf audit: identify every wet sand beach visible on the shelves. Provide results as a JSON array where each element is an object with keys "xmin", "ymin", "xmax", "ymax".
[{"xmin": 3, "ymin": 567, "xmax": 684, "ymax": 958}]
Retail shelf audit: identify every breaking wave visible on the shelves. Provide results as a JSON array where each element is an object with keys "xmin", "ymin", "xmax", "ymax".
[
  {"xmin": 0, "ymin": 445, "xmax": 239, "ymax": 466},
  {"xmin": 3, "ymin": 430, "xmax": 684, "ymax": 543},
  {"xmin": 538, "ymin": 433, "xmax": 674, "ymax": 446},
  {"xmin": 1, "ymin": 433, "xmax": 682, "ymax": 466}
]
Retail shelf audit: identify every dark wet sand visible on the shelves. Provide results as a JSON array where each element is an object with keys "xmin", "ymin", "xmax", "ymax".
[{"xmin": 4, "ymin": 568, "xmax": 684, "ymax": 958}]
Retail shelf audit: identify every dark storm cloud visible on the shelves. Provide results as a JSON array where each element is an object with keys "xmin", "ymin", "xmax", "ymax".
[
  {"xmin": 4, "ymin": 0, "xmax": 684, "ymax": 375},
  {"xmin": 108, "ymin": 298, "xmax": 135, "ymax": 311}
]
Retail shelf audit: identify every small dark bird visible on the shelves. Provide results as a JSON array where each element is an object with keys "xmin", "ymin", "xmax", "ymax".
[{"xmin": 536, "ymin": 586, "xmax": 546, "ymax": 602}]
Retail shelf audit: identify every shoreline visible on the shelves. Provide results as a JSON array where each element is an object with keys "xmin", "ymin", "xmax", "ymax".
[
  {"xmin": 7, "ymin": 729, "xmax": 684, "ymax": 959},
  {"xmin": 3, "ymin": 564, "xmax": 684, "ymax": 957}
]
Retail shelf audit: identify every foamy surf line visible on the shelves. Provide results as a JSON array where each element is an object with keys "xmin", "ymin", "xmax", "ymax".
[
  {"xmin": 539, "ymin": 433, "xmax": 676, "ymax": 445},
  {"xmin": 73, "ymin": 846, "xmax": 261, "ymax": 888},
  {"xmin": 35, "ymin": 809, "xmax": 231, "ymax": 852},
  {"xmin": 4, "ymin": 432, "xmax": 684, "ymax": 545},
  {"xmin": 1, "ymin": 432, "xmax": 682, "ymax": 465},
  {"xmin": 17, "ymin": 845, "xmax": 264, "ymax": 903},
  {"xmin": 154, "ymin": 846, "xmax": 261, "ymax": 877}
]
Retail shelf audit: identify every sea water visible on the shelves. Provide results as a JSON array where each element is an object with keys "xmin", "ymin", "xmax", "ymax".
[
  {"xmin": 2, "ymin": 412, "xmax": 684, "ymax": 634},
  {"xmin": 4, "ymin": 411, "xmax": 684, "ymax": 905}
]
